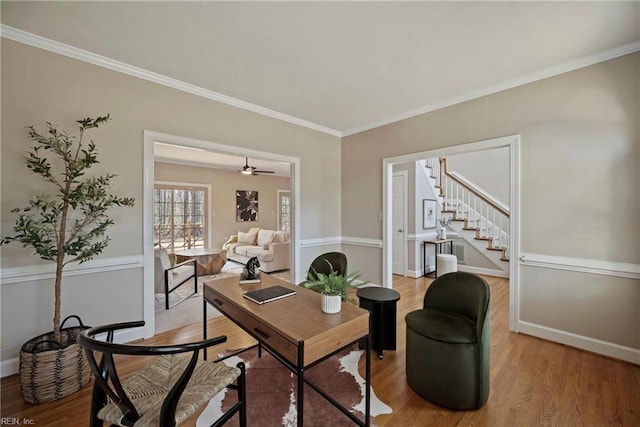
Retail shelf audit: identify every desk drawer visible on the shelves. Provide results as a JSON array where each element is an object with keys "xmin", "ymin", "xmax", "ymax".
[{"xmin": 206, "ymin": 290, "xmax": 298, "ymax": 365}]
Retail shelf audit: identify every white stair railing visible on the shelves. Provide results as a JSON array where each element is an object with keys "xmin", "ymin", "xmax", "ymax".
[{"xmin": 436, "ymin": 157, "xmax": 510, "ymax": 255}]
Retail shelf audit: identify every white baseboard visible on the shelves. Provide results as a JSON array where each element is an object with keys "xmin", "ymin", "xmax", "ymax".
[
  {"xmin": 457, "ymin": 265, "xmax": 509, "ymax": 278},
  {"xmin": 519, "ymin": 321, "xmax": 640, "ymax": 366},
  {"xmin": 406, "ymin": 265, "xmax": 507, "ymax": 279},
  {"xmin": 0, "ymin": 326, "xmax": 145, "ymax": 378}
]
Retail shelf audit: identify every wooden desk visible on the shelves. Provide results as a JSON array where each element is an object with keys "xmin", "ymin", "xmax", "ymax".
[{"xmin": 203, "ymin": 275, "xmax": 371, "ymax": 426}]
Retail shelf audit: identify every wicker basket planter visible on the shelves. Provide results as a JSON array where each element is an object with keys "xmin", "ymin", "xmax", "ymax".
[{"xmin": 19, "ymin": 315, "xmax": 91, "ymax": 404}]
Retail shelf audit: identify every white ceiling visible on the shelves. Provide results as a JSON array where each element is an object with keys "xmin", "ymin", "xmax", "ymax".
[
  {"xmin": 2, "ymin": 1, "xmax": 639, "ymax": 138},
  {"xmin": 154, "ymin": 143, "xmax": 292, "ymax": 177},
  {"xmin": 6, "ymin": 1, "xmax": 638, "ymax": 176}
]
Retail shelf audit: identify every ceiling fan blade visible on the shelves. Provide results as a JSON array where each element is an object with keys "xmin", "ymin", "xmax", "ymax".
[{"xmin": 239, "ymin": 157, "xmax": 275, "ymax": 175}]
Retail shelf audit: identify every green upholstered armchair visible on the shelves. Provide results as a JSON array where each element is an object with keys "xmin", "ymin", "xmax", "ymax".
[{"xmin": 405, "ymin": 272, "xmax": 491, "ymax": 410}]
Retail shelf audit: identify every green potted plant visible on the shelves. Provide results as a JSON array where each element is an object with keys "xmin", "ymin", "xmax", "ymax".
[
  {"xmin": 1, "ymin": 115, "xmax": 135, "ymax": 404},
  {"xmin": 304, "ymin": 263, "xmax": 363, "ymax": 314}
]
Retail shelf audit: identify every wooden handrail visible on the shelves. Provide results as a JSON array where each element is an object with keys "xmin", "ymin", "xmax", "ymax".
[{"xmin": 439, "ymin": 157, "xmax": 510, "ymax": 217}]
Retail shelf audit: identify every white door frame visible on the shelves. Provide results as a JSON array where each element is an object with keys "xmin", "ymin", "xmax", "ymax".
[
  {"xmin": 142, "ymin": 131, "xmax": 301, "ymax": 338},
  {"xmin": 382, "ymin": 135, "xmax": 521, "ymax": 332},
  {"xmin": 392, "ymin": 171, "xmax": 408, "ymax": 276}
]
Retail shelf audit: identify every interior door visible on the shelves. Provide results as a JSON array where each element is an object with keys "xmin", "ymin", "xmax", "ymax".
[{"xmin": 392, "ymin": 173, "xmax": 406, "ymax": 276}]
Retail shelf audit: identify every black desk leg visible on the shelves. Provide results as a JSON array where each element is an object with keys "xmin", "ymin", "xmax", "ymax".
[
  {"xmin": 366, "ymin": 334, "xmax": 371, "ymax": 427},
  {"xmin": 423, "ymin": 242, "xmax": 427, "ymax": 277},
  {"xmin": 203, "ymin": 299, "xmax": 208, "ymax": 360},
  {"xmin": 297, "ymin": 342, "xmax": 304, "ymax": 427}
]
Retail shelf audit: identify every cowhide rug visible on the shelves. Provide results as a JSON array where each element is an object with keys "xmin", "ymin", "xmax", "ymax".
[{"xmin": 197, "ymin": 345, "xmax": 392, "ymax": 426}]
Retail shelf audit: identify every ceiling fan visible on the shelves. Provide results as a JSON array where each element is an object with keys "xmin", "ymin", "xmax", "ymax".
[{"xmin": 240, "ymin": 157, "xmax": 275, "ymax": 176}]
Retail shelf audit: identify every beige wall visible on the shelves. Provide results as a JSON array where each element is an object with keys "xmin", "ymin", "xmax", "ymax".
[
  {"xmin": 0, "ymin": 39, "xmax": 340, "ymax": 363},
  {"xmin": 342, "ymin": 53, "xmax": 639, "ymax": 353},
  {"xmin": 447, "ymin": 147, "xmax": 510, "ymax": 205},
  {"xmin": 1, "ymin": 37, "xmax": 638, "ymax": 367},
  {"xmin": 154, "ymin": 162, "xmax": 291, "ymax": 249}
]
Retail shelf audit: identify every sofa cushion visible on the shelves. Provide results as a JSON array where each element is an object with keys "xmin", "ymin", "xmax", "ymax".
[
  {"xmin": 237, "ymin": 231, "xmax": 257, "ymax": 245},
  {"xmin": 234, "ymin": 245, "xmax": 255, "ymax": 257},
  {"xmin": 257, "ymin": 229, "xmax": 276, "ymax": 249},
  {"xmin": 246, "ymin": 248, "xmax": 274, "ymax": 262}
]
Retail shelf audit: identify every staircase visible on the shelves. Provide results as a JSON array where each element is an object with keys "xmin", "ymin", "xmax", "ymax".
[{"xmin": 423, "ymin": 157, "xmax": 510, "ymax": 274}]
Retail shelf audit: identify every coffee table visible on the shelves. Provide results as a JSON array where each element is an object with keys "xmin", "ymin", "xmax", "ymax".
[{"xmin": 174, "ymin": 248, "xmax": 226, "ymax": 275}]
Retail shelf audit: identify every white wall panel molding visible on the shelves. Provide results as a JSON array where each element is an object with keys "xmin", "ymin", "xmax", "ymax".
[
  {"xmin": 299, "ymin": 236, "xmax": 342, "ymax": 247},
  {"xmin": 519, "ymin": 321, "xmax": 640, "ymax": 366},
  {"xmin": 0, "ymin": 327, "xmax": 144, "ymax": 378},
  {"xmin": 299, "ymin": 236, "xmax": 383, "ymax": 248},
  {"xmin": 0, "ymin": 255, "xmax": 143, "ymax": 285},
  {"xmin": 341, "ymin": 236, "xmax": 383, "ymax": 248},
  {"xmin": 407, "ymin": 232, "xmax": 439, "ymax": 241},
  {"xmin": 519, "ymin": 252, "xmax": 640, "ymax": 280},
  {"xmin": 0, "ymin": 25, "xmax": 340, "ymax": 137}
]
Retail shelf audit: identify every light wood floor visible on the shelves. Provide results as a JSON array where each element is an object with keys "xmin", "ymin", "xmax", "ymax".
[{"xmin": 2, "ymin": 275, "xmax": 639, "ymax": 426}]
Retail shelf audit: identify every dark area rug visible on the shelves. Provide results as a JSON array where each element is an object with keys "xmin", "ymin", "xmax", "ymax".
[{"xmin": 197, "ymin": 345, "xmax": 391, "ymax": 426}]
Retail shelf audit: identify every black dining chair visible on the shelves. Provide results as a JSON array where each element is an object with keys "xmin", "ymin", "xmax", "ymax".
[{"xmin": 77, "ymin": 320, "xmax": 246, "ymax": 427}]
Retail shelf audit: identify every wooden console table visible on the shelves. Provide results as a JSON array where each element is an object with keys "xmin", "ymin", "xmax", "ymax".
[
  {"xmin": 423, "ymin": 238, "xmax": 453, "ymax": 277},
  {"xmin": 203, "ymin": 274, "xmax": 371, "ymax": 426}
]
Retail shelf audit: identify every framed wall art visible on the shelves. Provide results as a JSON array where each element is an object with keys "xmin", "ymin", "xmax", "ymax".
[
  {"xmin": 423, "ymin": 198, "xmax": 436, "ymax": 229},
  {"xmin": 236, "ymin": 190, "xmax": 259, "ymax": 221}
]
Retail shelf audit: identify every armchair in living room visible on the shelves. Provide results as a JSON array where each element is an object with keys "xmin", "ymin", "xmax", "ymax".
[{"xmin": 154, "ymin": 247, "xmax": 197, "ymax": 310}]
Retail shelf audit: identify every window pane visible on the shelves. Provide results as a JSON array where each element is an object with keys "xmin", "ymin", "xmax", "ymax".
[{"xmin": 154, "ymin": 186, "xmax": 207, "ymax": 250}]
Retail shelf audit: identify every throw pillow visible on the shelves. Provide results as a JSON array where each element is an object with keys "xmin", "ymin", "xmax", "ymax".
[
  {"xmin": 257, "ymin": 229, "xmax": 276, "ymax": 249},
  {"xmin": 238, "ymin": 231, "xmax": 257, "ymax": 244}
]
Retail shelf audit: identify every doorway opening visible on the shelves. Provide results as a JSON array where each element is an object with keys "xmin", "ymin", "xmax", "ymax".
[
  {"xmin": 142, "ymin": 131, "xmax": 300, "ymax": 338},
  {"xmin": 383, "ymin": 135, "xmax": 520, "ymax": 331}
]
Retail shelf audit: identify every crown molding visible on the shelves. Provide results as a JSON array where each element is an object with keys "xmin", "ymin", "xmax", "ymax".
[
  {"xmin": 3, "ymin": 24, "xmax": 638, "ymax": 140},
  {"xmin": 0, "ymin": 25, "xmax": 342, "ymax": 138},
  {"xmin": 343, "ymin": 40, "xmax": 640, "ymax": 137}
]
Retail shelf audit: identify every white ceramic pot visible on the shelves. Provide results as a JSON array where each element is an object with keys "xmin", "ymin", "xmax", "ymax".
[
  {"xmin": 440, "ymin": 228, "xmax": 447, "ymax": 240},
  {"xmin": 321, "ymin": 293, "xmax": 342, "ymax": 314}
]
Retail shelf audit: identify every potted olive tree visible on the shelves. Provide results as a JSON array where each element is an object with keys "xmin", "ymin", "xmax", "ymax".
[
  {"xmin": 304, "ymin": 264, "xmax": 363, "ymax": 314},
  {"xmin": 1, "ymin": 115, "xmax": 134, "ymax": 403}
]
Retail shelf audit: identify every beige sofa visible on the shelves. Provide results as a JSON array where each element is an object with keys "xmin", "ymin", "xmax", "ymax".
[{"xmin": 222, "ymin": 227, "xmax": 290, "ymax": 273}]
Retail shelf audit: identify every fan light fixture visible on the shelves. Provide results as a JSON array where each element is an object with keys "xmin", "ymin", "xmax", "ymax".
[{"xmin": 239, "ymin": 157, "xmax": 275, "ymax": 176}]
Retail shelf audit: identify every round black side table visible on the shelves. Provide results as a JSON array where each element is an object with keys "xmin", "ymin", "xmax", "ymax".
[{"xmin": 356, "ymin": 286, "xmax": 401, "ymax": 360}]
